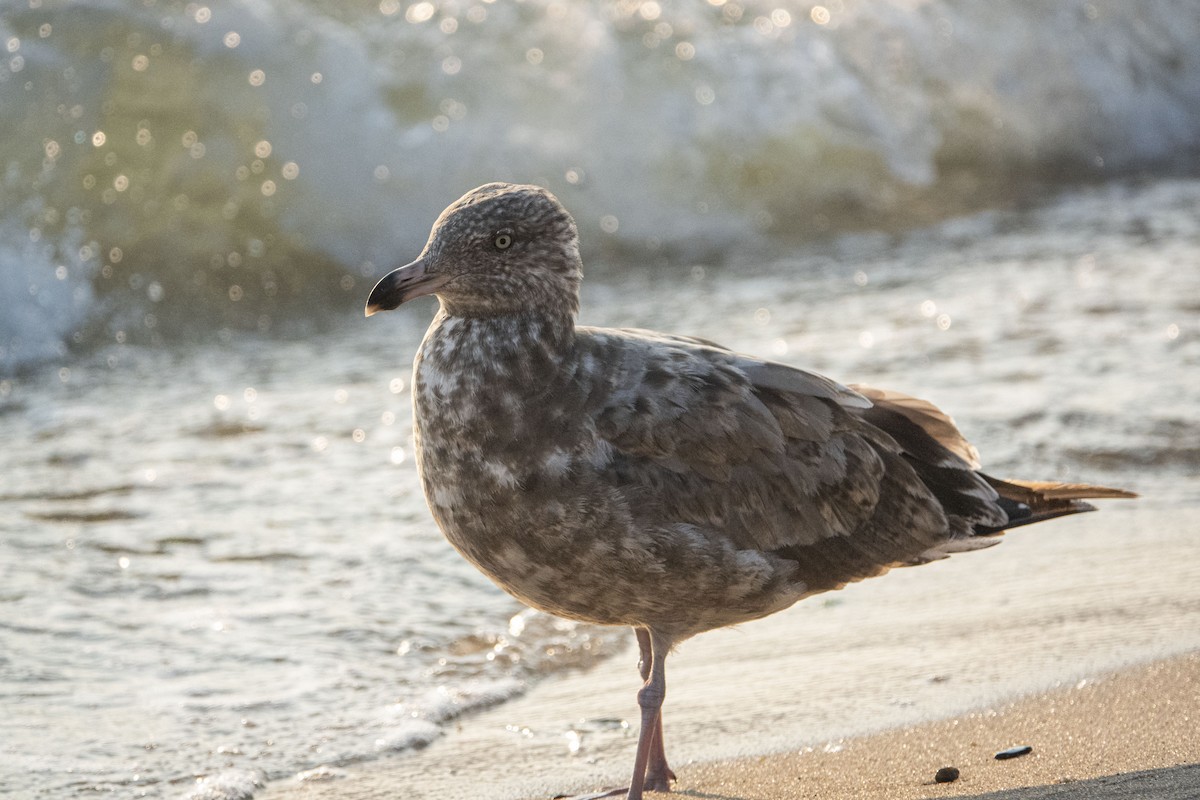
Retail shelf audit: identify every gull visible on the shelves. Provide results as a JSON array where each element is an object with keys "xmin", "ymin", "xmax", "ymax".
[{"xmin": 365, "ymin": 182, "xmax": 1134, "ymax": 799}]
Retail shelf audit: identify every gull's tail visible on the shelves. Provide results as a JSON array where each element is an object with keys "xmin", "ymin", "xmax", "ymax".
[{"xmin": 976, "ymin": 477, "xmax": 1139, "ymax": 535}]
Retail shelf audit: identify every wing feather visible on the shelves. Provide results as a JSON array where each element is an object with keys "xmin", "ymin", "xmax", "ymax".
[
  {"xmin": 569, "ymin": 329, "xmax": 1133, "ymax": 601},
  {"xmin": 849, "ymin": 384, "xmax": 982, "ymax": 468},
  {"xmin": 578, "ymin": 330, "xmax": 956, "ymax": 573}
]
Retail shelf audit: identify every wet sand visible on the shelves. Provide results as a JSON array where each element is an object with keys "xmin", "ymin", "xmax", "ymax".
[
  {"xmin": 262, "ymin": 503, "xmax": 1200, "ymax": 800},
  {"xmin": 679, "ymin": 651, "xmax": 1200, "ymax": 800}
]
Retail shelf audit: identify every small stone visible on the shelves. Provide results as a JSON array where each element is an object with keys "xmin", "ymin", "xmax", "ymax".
[
  {"xmin": 994, "ymin": 744, "xmax": 1033, "ymax": 760},
  {"xmin": 934, "ymin": 766, "xmax": 960, "ymax": 783}
]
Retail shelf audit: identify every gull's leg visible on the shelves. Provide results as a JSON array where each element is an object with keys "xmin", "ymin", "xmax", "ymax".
[
  {"xmin": 627, "ymin": 628, "xmax": 671, "ymax": 800},
  {"xmin": 567, "ymin": 630, "xmax": 675, "ymax": 800},
  {"xmin": 636, "ymin": 628, "xmax": 676, "ymax": 793}
]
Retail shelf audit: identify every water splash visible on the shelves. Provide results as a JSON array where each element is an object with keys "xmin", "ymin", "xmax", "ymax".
[{"xmin": 4, "ymin": 1, "xmax": 1200, "ymax": 367}]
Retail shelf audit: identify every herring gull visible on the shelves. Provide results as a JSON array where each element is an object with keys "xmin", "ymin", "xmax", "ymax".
[{"xmin": 365, "ymin": 183, "xmax": 1134, "ymax": 799}]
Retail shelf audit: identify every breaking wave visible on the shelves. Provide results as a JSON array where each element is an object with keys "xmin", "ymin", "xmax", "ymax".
[{"xmin": 3, "ymin": 0, "xmax": 1200, "ymax": 370}]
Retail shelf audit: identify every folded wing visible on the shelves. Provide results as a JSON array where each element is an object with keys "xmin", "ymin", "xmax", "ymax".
[{"xmin": 576, "ymin": 330, "xmax": 1132, "ymax": 596}]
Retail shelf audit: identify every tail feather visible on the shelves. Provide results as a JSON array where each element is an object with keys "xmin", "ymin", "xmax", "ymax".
[
  {"xmin": 976, "ymin": 477, "xmax": 1138, "ymax": 535},
  {"xmin": 987, "ymin": 477, "xmax": 1139, "ymax": 502},
  {"xmin": 851, "ymin": 383, "xmax": 1138, "ymax": 537}
]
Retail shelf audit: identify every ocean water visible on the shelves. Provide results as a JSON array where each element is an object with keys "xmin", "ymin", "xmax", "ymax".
[
  {"xmin": 4, "ymin": 0, "xmax": 1200, "ymax": 370},
  {"xmin": 2, "ymin": 1, "xmax": 1199, "ymax": 798},
  {"xmin": 4, "ymin": 175, "xmax": 1198, "ymax": 798}
]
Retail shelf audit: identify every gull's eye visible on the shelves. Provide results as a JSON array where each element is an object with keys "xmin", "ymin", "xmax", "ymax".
[{"xmin": 493, "ymin": 231, "xmax": 513, "ymax": 250}]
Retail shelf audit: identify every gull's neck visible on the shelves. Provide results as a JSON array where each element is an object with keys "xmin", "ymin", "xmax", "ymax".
[
  {"xmin": 414, "ymin": 306, "xmax": 577, "ymax": 405},
  {"xmin": 431, "ymin": 303, "xmax": 576, "ymax": 354}
]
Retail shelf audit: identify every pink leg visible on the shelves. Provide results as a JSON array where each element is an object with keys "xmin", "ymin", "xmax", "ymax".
[
  {"xmin": 635, "ymin": 629, "xmax": 676, "ymax": 793},
  {"xmin": 567, "ymin": 630, "xmax": 675, "ymax": 800},
  {"xmin": 626, "ymin": 628, "xmax": 672, "ymax": 800}
]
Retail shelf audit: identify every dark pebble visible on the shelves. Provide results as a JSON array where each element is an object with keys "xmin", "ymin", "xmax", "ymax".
[
  {"xmin": 934, "ymin": 766, "xmax": 960, "ymax": 783},
  {"xmin": 994, "ymin": 745, "xmax": 1033, "ymax": 760}
]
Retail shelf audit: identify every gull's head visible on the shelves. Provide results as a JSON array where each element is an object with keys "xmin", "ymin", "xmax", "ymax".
[{"xmin": 365, "ymin": 183, "xmax": 582, "ymax": 319}]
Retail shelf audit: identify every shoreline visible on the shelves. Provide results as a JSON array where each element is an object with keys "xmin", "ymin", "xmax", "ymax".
[
  {"xmin": 262, "ymin": 504, "xmax": 1200, "ymax": 800},
  {"xmin": 678, "ymin": 651, "xmax": 1200, "ymax": 799}
]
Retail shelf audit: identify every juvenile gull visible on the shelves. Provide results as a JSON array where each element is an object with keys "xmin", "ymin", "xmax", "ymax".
[{"xmin": 365, "ymin": 183, "xmax": 1134, "ymax": 799}]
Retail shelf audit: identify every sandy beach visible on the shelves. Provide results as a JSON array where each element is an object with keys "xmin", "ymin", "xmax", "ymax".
[
  {"xmin": 261, "ymin": 502, "xmax": 1200, "ymax": 800},
  {"xmin": 678, "ymin": 651, "xmax": 1200, "ymax": 800}
]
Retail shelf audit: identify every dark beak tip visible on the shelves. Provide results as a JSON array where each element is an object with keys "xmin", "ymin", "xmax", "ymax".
[
  {"xmin": 364, "ymin": 258, "xmax": 438, "ymax": 318},
  {"xmin": 364, "ymin": 276, "xmax": 400, "ymax": 318}
]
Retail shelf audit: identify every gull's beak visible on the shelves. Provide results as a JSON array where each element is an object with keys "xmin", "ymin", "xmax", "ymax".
[{"xmin": 364, "ymin": 258, "xmax": 449, "ymax": 317}]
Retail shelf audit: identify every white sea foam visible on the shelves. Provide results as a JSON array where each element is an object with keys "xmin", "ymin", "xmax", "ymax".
[
  {"xmin": 2, "ymin": 1, "xmax": 1200, "ymax": 369},
  {"xmin": 0, "ymin": 205, "xmax": 91, "ymax": 372},
  {"xmin": 179, "ymin": 769, "xmax": 264, "ymax": 800}
]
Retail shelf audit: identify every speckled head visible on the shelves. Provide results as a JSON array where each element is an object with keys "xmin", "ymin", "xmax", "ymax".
[{"xmin": 365, "ymin": 183, "xmax": 582, "ymax": 319}]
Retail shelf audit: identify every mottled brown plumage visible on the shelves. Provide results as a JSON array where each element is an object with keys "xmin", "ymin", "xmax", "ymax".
[{"xmin": 365, "ymin": 183, "xmax": 1134, "ymax": 799}]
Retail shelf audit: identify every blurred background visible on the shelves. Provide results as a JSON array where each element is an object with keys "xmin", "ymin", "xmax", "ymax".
[
  {"xmin": 4, "ymin": 0, "xmax": 1200, "ymax": 364},
  {"xmin": 2, "ymin": 1, "xmax": 1198, "ymax": 798}
]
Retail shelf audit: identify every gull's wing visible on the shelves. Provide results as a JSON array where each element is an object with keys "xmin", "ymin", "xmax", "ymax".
[{"xmin": 574, "ymin": 328, "xmax": 998, "ymax": 593}]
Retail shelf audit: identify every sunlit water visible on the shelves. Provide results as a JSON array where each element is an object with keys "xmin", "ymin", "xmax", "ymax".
[
  {"xmin": 3, "ymin": 1, "xmax": 1200, "ymax": 796},
  {"xmin": 2, "ymin": 177, "xmax": 1198, "ymax": 798},
  {"xmin": 4, "ymin": 0, "xmax": 1200, "ymax": 369}
]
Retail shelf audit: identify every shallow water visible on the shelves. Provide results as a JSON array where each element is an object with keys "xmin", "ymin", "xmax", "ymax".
[
  {"xmin": 2, "ymin": 177, "xmax": 1198, "ymax": 798},
  {"xmin": 0, "ymin": 324, "xmax": 627, "ymax": 797}
]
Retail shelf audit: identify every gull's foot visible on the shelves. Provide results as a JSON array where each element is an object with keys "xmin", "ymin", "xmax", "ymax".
[
  {"xmin": 643, "ymin": 764, "xmax": 676, "ymax": 793},
  {"xmin": 554, "ymin": 788, "xmax": 628, "ymax": 800},
  {"xmin": 555, "ymin": 777, "xmax": 676, "ymax": 799},
  {"xmin": 554, "ymin": 770, "xmax": 674, "ymax": 799}
]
